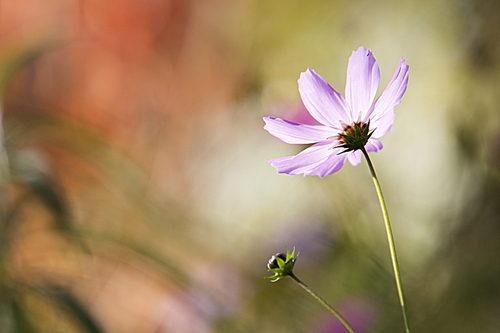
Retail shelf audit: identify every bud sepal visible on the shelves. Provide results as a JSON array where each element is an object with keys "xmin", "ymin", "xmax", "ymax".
[{"xmin": 265, "ymin": 247, "xmax": 299, "ymax": 282}]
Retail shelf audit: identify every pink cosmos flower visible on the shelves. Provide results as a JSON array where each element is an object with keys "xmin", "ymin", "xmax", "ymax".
[{"xmin": 263, "ymin": 46, "xmax": 409, "ymax": 177}]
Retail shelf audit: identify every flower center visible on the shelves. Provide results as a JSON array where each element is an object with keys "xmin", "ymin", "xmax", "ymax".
[
  {"xmin": 339, "ymin": 121, "xmax": 369, "ymax": 141},
  {"xmin": 333, "ymin": 119, "xmax": 373, "ymax": 154}
]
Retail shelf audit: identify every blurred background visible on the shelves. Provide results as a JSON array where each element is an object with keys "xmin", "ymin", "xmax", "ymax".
[{"xmin": 0, "ymin": 0, "xmax": 499, "ymax": 332}]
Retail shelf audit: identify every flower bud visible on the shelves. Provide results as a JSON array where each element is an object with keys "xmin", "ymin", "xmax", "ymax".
[
  {"xmin": 267, "ymin": 253, "xmax": 287, "ymax": 270},
  {"xmin": 265, "ymin": 247, "xmax": 299, "ymax": 282}
]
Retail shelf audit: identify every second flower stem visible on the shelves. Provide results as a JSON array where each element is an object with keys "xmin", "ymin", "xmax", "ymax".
[
  {"xmin": 289, "ymin": 273, "xmax": 357, "ymax": 333},
  {"xmin": 361, "ymin": 148, "xmax": 411, "ymax": 333}
]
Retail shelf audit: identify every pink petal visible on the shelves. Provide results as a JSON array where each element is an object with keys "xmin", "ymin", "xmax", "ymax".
[
  {"xmin": 269, "ymin": 141, "xmax": 335, "ymax": 176},
  {"xmin": 298, "ymin": 68, "xmax": 351, "ymax": 128},
  {"xmin": 366, "ymin": 137, "xmax": 383, "ymax": 152},
  {"xmin": 368, "ymin": 57, "xmax": 409, "ymax": 137},
  {"xmin": 347, "ymin": 150, "xmax": 363, "ymax": 166},
  {"xmin": 306, "ymin": 151, "xmax": 348, "ymax": 177},
  {"xmin": 263, "ymin": 117, "xmax": 336, "ymax": 144},
  {"xmin": 345, "ymin": 47, "xmax": 380, "ymax": 120},
  {"xmin": 371, "ymin": 112, "xmax": 395, "ymax": 138}
]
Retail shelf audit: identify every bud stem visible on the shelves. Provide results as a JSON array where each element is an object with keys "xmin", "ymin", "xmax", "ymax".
[
  {"xmin": 289, "ymin": 273, "xmax": 357, "ymax": 333},
  {"xmin": 361, "ymin": 147, "xmax": 411, "ymax": 333}
]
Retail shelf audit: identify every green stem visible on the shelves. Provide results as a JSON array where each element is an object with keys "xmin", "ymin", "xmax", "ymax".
[
  {"xmin": 289, "ymin": 273, "xmax": 357, "ymax": 333},
  {"xmin": 361, "ymin": 148, "xmax": 411, "ymax": 333}
]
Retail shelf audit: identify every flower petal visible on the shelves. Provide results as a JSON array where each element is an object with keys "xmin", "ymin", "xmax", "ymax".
[
  {"xmin": 371, "ymin": 112, "xmax": 396, "ymax": 138},
  {"xmin": 365, "ymin": 137, "xmax": 384, "ymax": 152},
  {"xmin": 263, "ymin": 117, "xmax": 335, "ymax": 144},
  {"xmin": 298, "ymin": 68, "xmax": 350, "ymax": 128},
  {"xmin": 306, "ymin": 151, "xmax": 348, "ymax": 177},
  {"xmin": 367, "ymin": 56, "xmax": 409, "ymax": 136},
  {"xmin": 347, "ymin": 150, "xmax": 363, "ymax": 166},
  {"xmin": 345, "ymin": 47, "xmax": 380, "ymax": 119},
  {"xmin": 269, "ymin": 141, "xmax": 333, "ymax": 176}
]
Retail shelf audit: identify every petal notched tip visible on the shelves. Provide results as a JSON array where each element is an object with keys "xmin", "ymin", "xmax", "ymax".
[
  {"xmin": 352, "ymin": 46, "xmax": 369, "ymax": 56},
  {"xmin": 368, "ymin": 55, "xmax": 409, "ymax": 138},
  {"xmin": 345, "ymin": 46, "xmax": 380, "ymax": 120}
]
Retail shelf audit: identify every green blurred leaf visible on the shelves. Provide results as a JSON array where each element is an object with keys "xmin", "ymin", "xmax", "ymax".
[
  {"xmin": 9, "ymin": 148, "xmax": 88, "ymax": 251},
  {"xmin": 42, "ymin": 285, "xmax": 104, "ymax": 333},
  {"xmin": 25, "ymin": 175, "xmax": 88, "ymax": 252},
  {"xmin": 0, "ymin": 37, "xmax": 57, "ymax": 97},
  {"xmin": 0, "ymin": 288, "xmax": 37, "ymax": 333},
  {"xmin": 83, "ymin": 233, "xmax": 188, "ymax": 288},
  {"xmin": 11, "ymin": 297, "xmax": 37, "ymax": 333},
  {"xmin": 28, "ymin": 178, "xmax": 71, "ymax": 232}
]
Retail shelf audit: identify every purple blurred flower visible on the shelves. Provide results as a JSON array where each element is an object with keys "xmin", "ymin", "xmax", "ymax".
[
  {"xmin": 269, "ymin": 102, "xmax": 321, "ymax": 125},
  {"xmin": 156, "ymin": 292, "xmax": 211, "ymax": 333},
  {"xmin": 264, "ymin": 46, "xmax": 409, "ymax": 177},
  {"xmin": 317, "ymin": 298, "xmax": 379, "ymax": 333}
]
